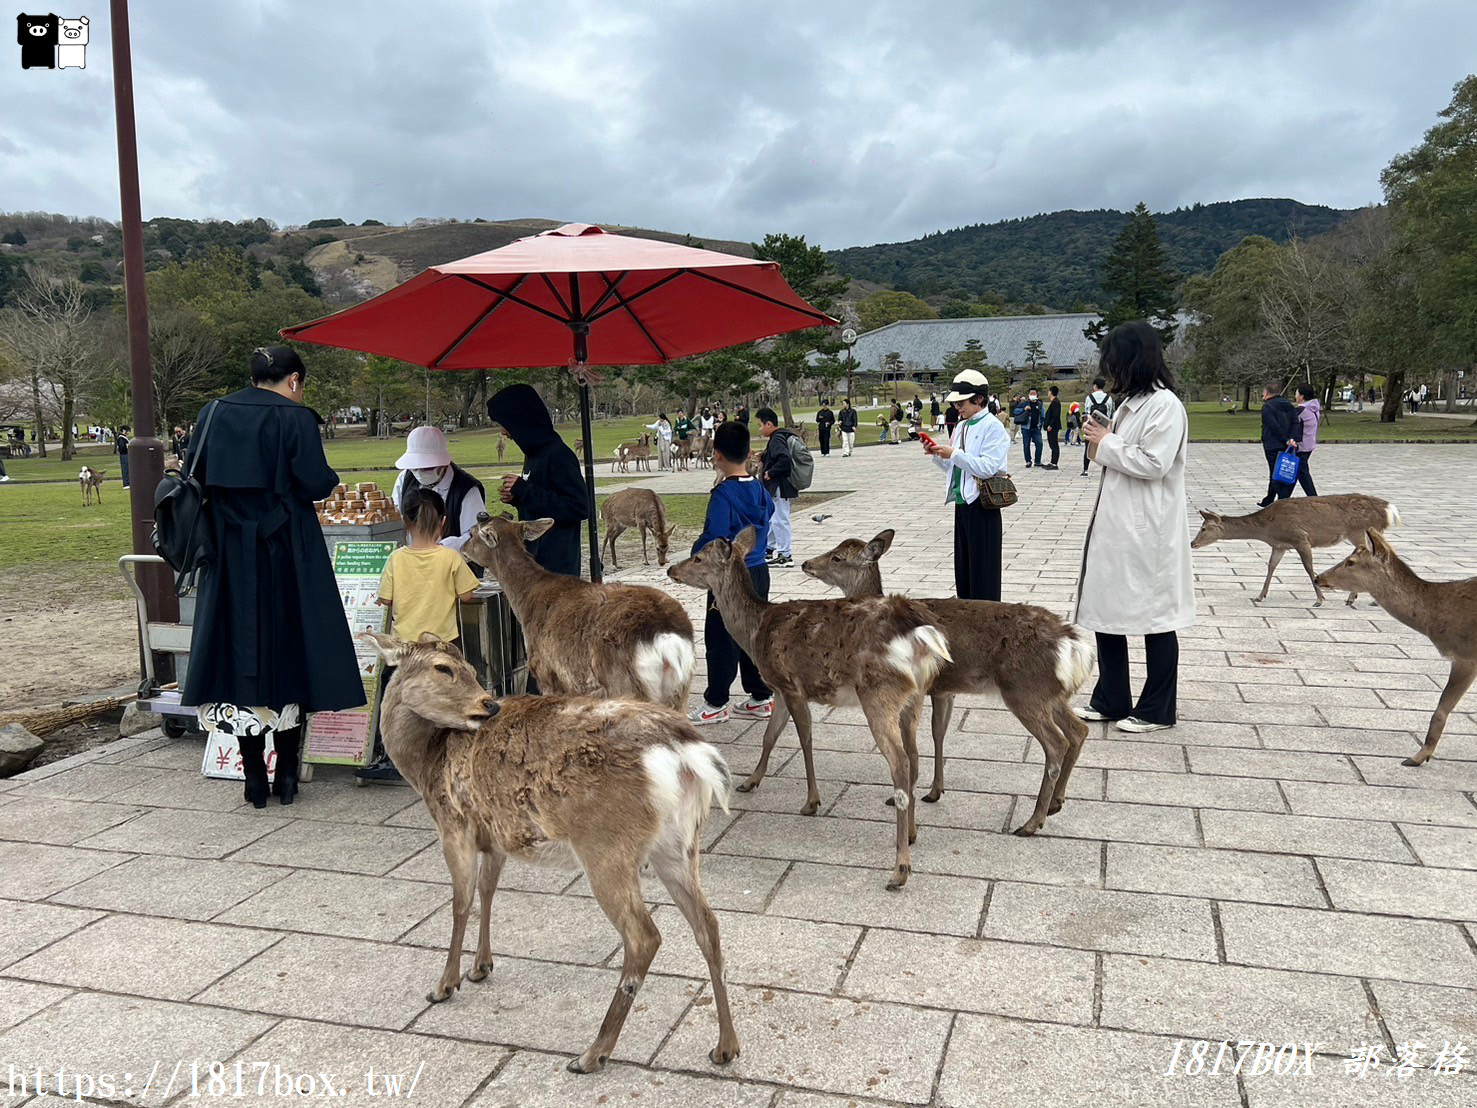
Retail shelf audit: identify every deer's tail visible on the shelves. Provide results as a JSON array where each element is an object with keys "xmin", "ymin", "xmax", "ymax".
[
  {"xmin": 634, "ymin": 632, "xmax": 695, "ymax": 710},
  {"xmin": 642, "ymin": 739, "xmax": 732, "ymax": 848},
  {"xmin": 1385, "ymin": 503, "xmax": 1403, "ymax": 531},
  {"xmin": 1055, "ymin": 624, "xmax": 1096, "ymax": 695}
]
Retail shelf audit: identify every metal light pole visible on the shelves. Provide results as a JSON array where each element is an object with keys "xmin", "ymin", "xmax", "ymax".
[{"xmin": 111, "ymin": 0, "xmax": 178, "ymax": 680}]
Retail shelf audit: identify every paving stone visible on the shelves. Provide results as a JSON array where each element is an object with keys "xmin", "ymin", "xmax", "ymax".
[
  {"xmin": 284, "ymin": 778, "xmax": 441, "ymax": 825},
  {"xmin": 401, "ymin": 888, "xmax": 620, "ymax": 964},
  {"xmin": 1108, "ymin": 843, "xmax": 1325, "ymax": 907},
  {"xmin": 0, "ymin": 841, "xmax": 131, "ymax": 900},
  {"xmin": 1188, "ymin": 746, "xmax": 1359, "ymax": 784},
  {"xmin": 77, "ymin": 807, "xmax": 288, "ymax": 859},
  {"xmin": 1100, "ymin": 954, "xmax": 1374, "ymax": 1042},
  {"xmin": 471, "ymin": 1051, "xmax": 772, "ymax": 1108},
  {"xmin": 1179, "ymin": 701, "xmax": 1326, "ymax": 726},
  {"xmin": 566, "ymin": 852, "xmax": 792, "ymax": 913},
  {"xmin": 650, "ymin": 906, "xmax": 859, "ymax": 990},
  {"xmin": 47, "ymin": 853, "xmax": 290, "ymax": 921},
  {"xmin": 826, "ymin": 783, "xmax": 1013, "ymax": 833},
  {"xmin": 1039, "ymin": 799, "xmax": 1200, "ymax": 847},
  {"xmin": 105, "ymin": 768, "xmax": 253, "ymax": 813},
  {"xmin": 1200, "ymin": 809, "xmax": 1413, "ymax": 862},
  {"xmin": 0, "ymin": 796, "xmax": 144, "ymax": 845},
  {"xmin": 1282, "ymin": 781, "xmax": 1477, "ymax": 826},
  {"xmin": 0, "ymin": 899, "xmax": 101, "ymax": 971},
  {"xmin": 0, "ymin": 992, "xmax": 273, "ymax": 1106},
  {"xmin": 730, "ymin": 773, "xmax": 843, "ymax": 816},
  {"xmin": 196, "ymin": 933, "xmax": 444, "ymax": 1030},
  {"xmin": 412, "ymin": 955, "xmax": 700, "ymax": 1064},
  {"xmin": 1369, "ymin": 980, "xmax": 1477, "ymax": 1047},
  {"xmin": 230, "ymin": 818, "xmax": 437, "ymax": 875},
  {"xmin": 1107, "ymin": 769, "xmax": 1285, "ymax": 812},
  {"xmin": 14, "ymin": 762, "xmax": 155, "ymax": 801},
  {"xmin": 1022, "ymin": 737, "xmax": 1186, "ymax": 772},
  {"xmin": 714, "ymin": 812, "xmax": 903, "ymax": 870},
  {"xmin": 1151, "ymin": 720, "xmax": 1264, "ymax": 748},
  {"xmin": 385, "ymin": 841, "xmax": 577, "ymax": 893},
  {"xmin": 217, "ymin": 868, "xmax": 445, "ymax": 940},
  {"xmin": 1219, "ymin": 903, "xmax": 1477, "ymax": 988},
  {"xmin": 909, "ymin": 824, "xmax": 1101, "ymax": 886},
  {"xmin": 982, "ymin": 884, "xmax": 1218, "ymax": 962},
  {"xmin": 1259, "ymin": 725, "xmax": 1419, "ymax": 757},
  {"xmin": 0, "ymin": 978, "xmax": 70, "ymax": 1033},
  {"xmin": 115, "ymin": 737, "xmax": 209, "ymax": 770},
  {"xmin": 1398, "ymin": 824, "xmax": 1477, "ymax": 869},
  {"xmin": 1243, "ymin": 1068, "xmax": 1475, "ymax": 1107},
  {"xmin": 656, "ymin": 984, "xmax": 951, "ymax": 1103},
  {"xmin": 1318, "ymin": 858, "xmax": 1477, "ymax": 921},
  {"xmin": 766, "ymin": 861, "xmax": 986, "ymax": 937},
  {"xmin": 924, "ymin": 758, "xmax": 1105, "ymax": 801},
  {"xmin": 6, "ymin": 913, "xmax": 278, "ymax": 1000},
  {"xmin": 842, "ymin": 927, "xmax": 1095, "ymax": 1024},
  {"xmin": 1322, "ymin": 705, "xmax": 1475, "ymax": 734},
  {"xmin": 1355, "ymin": 756, "xmax": 1477, "ymax": 792},
  {"xmin": 937, "ymin": 1015, "xmax": 1241, "ymax": 1108}
]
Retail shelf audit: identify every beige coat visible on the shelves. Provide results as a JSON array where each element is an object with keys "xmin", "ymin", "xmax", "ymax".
[{"xmin": 1073, "ymin": 387, "xmax": 1195, "ymax": 635}]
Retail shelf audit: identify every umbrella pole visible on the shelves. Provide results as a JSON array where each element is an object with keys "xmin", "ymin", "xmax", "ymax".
[{"xmin": 579, "ymin": 381, "xmax": 603, "ymax": 583}]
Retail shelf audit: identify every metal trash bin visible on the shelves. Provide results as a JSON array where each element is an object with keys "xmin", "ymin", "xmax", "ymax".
[{"xmin": 458, "ymin": 585, "xmax": 529, "ymax": 697}]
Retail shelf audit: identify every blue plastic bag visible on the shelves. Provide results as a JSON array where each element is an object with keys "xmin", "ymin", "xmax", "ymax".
[{"xmin": 1274, "ymin": 450, "xmax": 1301, "ymax": 484}]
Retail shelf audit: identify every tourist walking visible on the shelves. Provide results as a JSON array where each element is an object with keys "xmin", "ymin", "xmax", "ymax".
[
  {"xmin": 758, "ymin": 407, "xmax": 804, "ymax": 567},
  {"xmin": 1076, "ymin": 323, "xmax": 1194, "ymax": 733},
  {"xmin": 838, "ymin": 399, "xmax": 858, "ymax": 456},
  {"xmin": 1290, "ymin": 383, "xmax": 1321, "ymax": 497},
  {"xmin": 944, "ymin": 401, "xmax": 960, "ymax": 438},
  {"xmin": 1081, "ymin": 378, "xmax": 1115, "ymax": 477},
  {"xmin": 1042, "ymin": 386, "xmax": 1062, "ymax": 470},
  {"xmin": 815, "ymin": 400, "xmax": 835, "ymax": 456},
  {"xmin": 1021, "ymin": 388, "xmax": 1043, "ymax": 468},
  {"xmin": 1258, "ymin": 382, "xmax": 1298, "ymax": 507},
  {"xmin": 115, "ymin": 425, "xmax": 131, "ymax": 488},
  {"xmin": 889, "ymin": 401, "xmax": 905, "ymax": 445},
  {"xmin": 183, "ymin": 347, "xmax": 364, "ymax": 809},
  {"xmin": 924, "ymin": 368, "xmax": 1011, "ymax": 601}
]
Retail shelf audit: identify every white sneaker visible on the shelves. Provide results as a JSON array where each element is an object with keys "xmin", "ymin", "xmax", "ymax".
[
  {"xmin": 1116, "ymin": 717, "xmax": 1173, "ymax": 734},
  {"xmin": 689, "ymin": 704, "xmax": 729, "ymax": 726},
  {"xmin": 0, "ymin": 476, "xmax": 10, "ymax": 483},
  {"xmin": 733, "ymin": 697, "xmax": 774, "ymax": 719},
  {"xmin": 1078, "ymin": 708, "xmax": 1113, "ymax": 722}
]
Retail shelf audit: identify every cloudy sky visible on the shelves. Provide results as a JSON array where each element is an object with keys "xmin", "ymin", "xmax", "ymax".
[{"xmin": 4, "ymin": 0, "xmax": 1473, "ymax": 249}]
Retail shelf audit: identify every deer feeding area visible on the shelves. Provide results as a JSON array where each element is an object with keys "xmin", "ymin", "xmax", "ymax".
[{"xmin": 0, "ymin": 441, "xmax": 1476, "ymax": 1107}]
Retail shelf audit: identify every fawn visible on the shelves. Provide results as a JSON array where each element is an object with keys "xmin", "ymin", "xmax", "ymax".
[{"xmin": 601, "ymin": 487, "xmax": 678, "ymax": 570}]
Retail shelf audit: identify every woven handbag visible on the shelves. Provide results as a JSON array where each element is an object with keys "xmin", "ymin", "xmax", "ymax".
[{"xmin": 976, "ymin": 474, "xmax": 1019, "ymax": 510}]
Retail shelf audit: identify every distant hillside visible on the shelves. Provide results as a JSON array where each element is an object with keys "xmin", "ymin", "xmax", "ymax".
[{"xmin": 828, "ymin": 199, "xmax": 1355, "ymax": 309}]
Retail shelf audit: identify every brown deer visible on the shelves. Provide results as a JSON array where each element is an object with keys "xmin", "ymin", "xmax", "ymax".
[
  {"xmin": 670, "ymin": 436, "xmax": 695, "ymax": 472},
  {"xmin": 1191, "ymin": 494, "xmax": 1402, "ymax": 606},
  {"xmin": 696, "ymin": 433, "xmax": 715, "ymax": 469},
  {"xmin": 361, "ymin": 631, "xmax": 738, "ymax": 1072},
  {"xmin": 79, "ymin": 465, "xmax": 104, "ymax": 505},
  {"xmin": 612, "ymin": 434, "xmax": 651, "ymax": 474},
  {"xmin": 669, "ymin": 527, "xmax": 951, "ymax": 888},
  {"xmin": 802, "ymin": 530, "xmax": 1094, "ymax": 834},
  {"xmin": 496, "ymin": 431, "xmax": 508, "ymax": 461},
  {"xmin": 462, "ymin": 514, "xmax": 694, "ymax": 709},
  {"xmin": 1316, "ymin": 532, "xmax": 1477, "ymax": 767},
  {"xmin": 601, "ymin": 488, "xmax": 678, "ymax": 570}
]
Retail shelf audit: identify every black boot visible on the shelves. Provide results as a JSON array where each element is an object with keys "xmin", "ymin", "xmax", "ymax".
[
  {"xmin": 239, "ymin": 734, "xmax": 269, "ymax": 809},
  {"xmin": 271, "ymin": 725, "xmax": 302, "ymax": 806}
]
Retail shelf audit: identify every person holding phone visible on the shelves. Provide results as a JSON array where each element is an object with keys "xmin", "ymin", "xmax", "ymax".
[
  {"xmin": 1076, "ymin": 323, "xmax": 1193, "ymax": 733},
  {"xmin": 924, "ymin": 368, "xmax": 1011, "ymax": 601}
]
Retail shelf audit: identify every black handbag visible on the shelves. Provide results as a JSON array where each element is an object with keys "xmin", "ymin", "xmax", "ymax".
[
  {"xmin": 976, "ymin": 474, "xmax": 1019, "ymax": 510},
  {"xmin": 152, "ymin": 400, "xmax": 219, "ymax": 593}
]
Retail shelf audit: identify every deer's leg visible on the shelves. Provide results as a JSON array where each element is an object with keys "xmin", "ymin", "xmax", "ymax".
[
  {"xmin": 862, "ymin": 695, "xmax": 915, "ymax": 889},
  {"xmin": 1294, "ymin": 542, "xmax": 1324, "ymax": 606},
  {"xmin": 737, "ymin": 693, "xmax": 791, "ymax": 794},
  {"xmin": 901, "ymin": 697, "xmax": 922, "ymax": 844},
  {"xmin": 925, "ymin": 692, "xmax": 954, "ymax": 802},
  {"xmin": 1255, "ymin": 546, "xmax": 1286, "ymax": 603},
  {"xmin": 640, "ymin": 524, "xmax": 650, "ymax": 566},
  {"xmin": 887, "ymin": 696, "xmax": 922, "ymax": 807},
  {"xmin": 787, "ymin": 697, "xmax": 821, "ymax": 815},
  {"xmin": 1006, "ymin": 698, "xmax": 1068, "ymax": 837},
  {"xmin": 650, "ymin": 842, "xmax": 739, "ymax": 1065},
  {"xmin": 571, "ymin": 856, "xmax": 661, "ymax": 1074},
  {"xmin": 1406, "ymin": 660, "xmax": 1476, "ymax": 767},
  {"xmin": 467, "ymin": 849, "xmax": 505, "ymax": 983},
  {"xmin": 1049, "ymin": 700, "xmax": 1089, "ymax": 814},
  {"xmin": 430, "ymin": 829, "xmax": 479, "ymax": 1003}
]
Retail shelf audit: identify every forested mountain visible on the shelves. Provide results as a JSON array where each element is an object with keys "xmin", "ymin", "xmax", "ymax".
[{"xmin": 828, "ymin": 199, "xmax": 1354, "ymax": 309}]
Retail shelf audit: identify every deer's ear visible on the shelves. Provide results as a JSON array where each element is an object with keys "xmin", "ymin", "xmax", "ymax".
[
  {"xmin": 733, "ymin": 526, "xmax": 757, "ymax": 558},
  {"xmin": 1368, "ymin": 530, "xmax": 1394, "ymax": 559},
  {"xmin": 521, "ymin": 518, "xmax": 555, "ymax": 542},
  {"xmin": 1198, "ymin": 508, "xmax": 1212, "ymax": 520},
  {"xmin": 865, "ymin": 529, "xmax": 896, "ymax": 561},
  {"xmin": 359, "ymin": 630, "xmax": 412, "ymax": 666}
]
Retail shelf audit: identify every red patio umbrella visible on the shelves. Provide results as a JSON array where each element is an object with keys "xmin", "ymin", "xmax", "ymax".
[{"xmin": 283, "ymin": 223, "xmax": 837, "ymax": 580}]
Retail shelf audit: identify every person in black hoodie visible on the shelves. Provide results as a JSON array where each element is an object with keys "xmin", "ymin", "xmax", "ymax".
[
  {"xmin": 1258, "ymin": 381, "xmax": 1299, "ymax": 507},
  {"xmin": 486, "ymin": 384, "xmax": 588, "ymax": 577},
  {"xmin": 815, "ymin": 401, "xmax": 835, "ymax": 456}
]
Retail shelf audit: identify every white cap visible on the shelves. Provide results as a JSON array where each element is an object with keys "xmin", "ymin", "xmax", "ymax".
[
  {"xmin": 944, "ymin": 369, "xmax": 990, "ymax": 404},
  {"xmin": 395, "ymin": 426, "xmax": 452, "ymax": 470}
]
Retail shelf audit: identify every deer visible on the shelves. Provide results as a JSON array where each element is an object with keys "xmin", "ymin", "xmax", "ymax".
[
  {"xmin": 360, "ymin": 631, "xmax": 738, "ymax": 1073},
  {"xmin": 670, "ymin": 436, "xmax": 695, "ymax": 472},
  {"xmin": 601, "ymin": 488, "xmax": 678, "ymax": 570},
  {"xmin": 696, "ymin": 433, "xmax": 715, "ymax": 469},
  {"xmin": 612, "ymin": 434, "xmax": 651, "ymax": 474},
  {"xmin": 462, "ymin": 514, "xmax": 694, "ymax": 709},
  {"xmin": 1315, "ymin": 532, "xmax": 1477, "ymax": 767},
  {"xmin": 669, "ymin": 527, "xmax": 951, "ymax": 888},
  {"xmin": 1191, "ymin": 494, "xmax": 1402, "ymax": 607},
  {"xmin": 802, "ymin": 530, "xmax": 1095, "ymax": 834},
  {"xmin": 79, "ymin": 465, "xmax": 104, "ymax": 506},
  {"xmin": 496, "ymin": 431, "xmax": 508, "ymax": 462}
]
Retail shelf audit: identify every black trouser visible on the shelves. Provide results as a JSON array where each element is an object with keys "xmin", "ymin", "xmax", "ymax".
[
  {"xmin": 703, "ymin": 564, "xmax": 771, "ymax": 707},
  {"xmin": 1090, "ymin": 631, "xmax": 1179, "ymax": 724},
  {"xmin": 1294, "ymin": 451, "xmax": 1316, "ymax": 496},
  {"xmin": 1263, "ymin": 448, "xmax": 1294, "ymax": 502},
  {"xmin": 1046, "ymin": 428, "xmax": 1060, "ymax": 465},
  {"xmin": 954, "ymin": 501, "xmax": 1002, "ymax": 601},
  {"xmin": 818, "ymin": 426, "xmax": 832, "ymax": 455}
]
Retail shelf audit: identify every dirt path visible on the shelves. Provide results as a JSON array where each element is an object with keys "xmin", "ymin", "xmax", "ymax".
[{"xmin": 0, "ymin": 571, "xmax": 138, "ymax": 710}]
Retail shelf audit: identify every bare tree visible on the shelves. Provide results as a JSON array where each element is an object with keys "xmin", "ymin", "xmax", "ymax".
[
  {"xmin": 145, "ymin": 306, "xmax": 225, "ymax": 435},
  {"xmin": 1259, "ymin": 237, "xmax": 1359, "ymax": 402}
]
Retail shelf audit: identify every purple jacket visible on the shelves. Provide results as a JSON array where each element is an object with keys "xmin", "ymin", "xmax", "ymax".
[{"xmin": 1293, "ymin": 398, "xmax": 1321, "ymax": 452}]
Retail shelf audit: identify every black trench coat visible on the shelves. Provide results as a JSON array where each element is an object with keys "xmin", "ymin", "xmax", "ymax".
[{"xmin": 181, "ymin": 388, "xmax": 365, "ymax": 713}]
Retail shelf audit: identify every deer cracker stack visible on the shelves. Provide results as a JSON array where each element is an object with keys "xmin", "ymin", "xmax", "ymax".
[{"xmin": 315, "ymin": 481, "xmax": 401, "ymax": 526}]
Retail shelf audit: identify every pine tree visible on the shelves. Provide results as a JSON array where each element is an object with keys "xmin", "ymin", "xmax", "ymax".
[
  {"xmin": 942, "ymin": 338, "xmax": 989, "ymax": 375},
  {"xmin": 1084, "ymin": 202, "xmax": 1180, "ymax": 345}
]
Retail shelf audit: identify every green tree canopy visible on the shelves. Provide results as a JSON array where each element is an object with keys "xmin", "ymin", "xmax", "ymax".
[
  {"xmin": 857, "ymin": 290, "xmax": 938, "ymax": 332},
  {"xmin": 1084, "ymin": 202, "xmax": 1180, "ymax": 345}
]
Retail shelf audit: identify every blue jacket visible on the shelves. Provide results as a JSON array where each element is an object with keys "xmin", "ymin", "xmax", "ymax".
[{"xmin": 693, "ymin": 476, "xmax": 774, "ymax": 567}]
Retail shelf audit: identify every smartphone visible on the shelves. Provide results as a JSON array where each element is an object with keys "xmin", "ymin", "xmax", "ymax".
[
  {"xmin": 918, "ymin": 431, "xmax": 939, "ymax": 449},
  {"xmin": 1088, "ymin": 410, "xmax": 1112, "ymax": 429}
]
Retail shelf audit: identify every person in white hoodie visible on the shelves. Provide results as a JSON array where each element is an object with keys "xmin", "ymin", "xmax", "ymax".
[{"xmin": 1081, "ymin": 376, "xmax": 1116, "ymax": 477}]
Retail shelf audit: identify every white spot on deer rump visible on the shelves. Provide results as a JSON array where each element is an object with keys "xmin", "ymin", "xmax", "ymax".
[
  {"xmin": 885, "ymin": 626, "xmax": 952, "ymax": 683},
  {"xmin": 1386, "ymin": 504, "xmax": 1402, "ymax": 530},
  {"xmin": 633, "ymin": 632, "xmax": 695, "ymax": 703},
  {"xmin": 1055, "ymin": 627, "xmax": 1095, "ymax": 693}
]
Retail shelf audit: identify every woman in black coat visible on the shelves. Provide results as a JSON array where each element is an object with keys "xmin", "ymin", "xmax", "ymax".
[
  {"xmin": 183, "ymin": 347, "xmax": 364, "ymax": 808},
  {"xmin": 486, "ymin": 383, "xmax": 588, "ymax": 577}
]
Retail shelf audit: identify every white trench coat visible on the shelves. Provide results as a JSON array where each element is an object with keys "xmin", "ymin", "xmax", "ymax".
[{"xmin": 1073, "ymin": 386, "xmax": 1195, "ymax": 635}]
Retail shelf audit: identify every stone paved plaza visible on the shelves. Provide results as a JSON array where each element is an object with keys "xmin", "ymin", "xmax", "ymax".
[{"xmin": 2, "ymin": 440, "xmax": 1475, "ymax": 1108}]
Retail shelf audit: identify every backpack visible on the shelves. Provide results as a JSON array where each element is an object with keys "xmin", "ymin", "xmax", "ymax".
[
  {"xmin": 1088, "ymin": 392, "xmax": 1112, "ymax": 419},
  {"xmin": 152, "ymin": 400, "xmax": 219, "ymax": 593},
  {"xmin": 1012, "ymin": 402, "xmax": 1028, "ymax": 426},
  {"xmin": 785, "ymin": 432, "xmax": 815, "ymax": 491}
]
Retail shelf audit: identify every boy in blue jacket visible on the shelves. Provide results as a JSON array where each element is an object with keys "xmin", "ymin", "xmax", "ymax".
[{"xmin": 690, "ymin": 421, "xmax": 776, "ymax": 725}]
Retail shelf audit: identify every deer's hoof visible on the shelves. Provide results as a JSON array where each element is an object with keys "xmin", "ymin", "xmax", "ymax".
[
  {"xmin": 710, "ymin": 1044, "xmax": 740, "ymax": 1066},
  {"xmin": 467, "ymin": 961, "xmax": 493, "ymax": 982},
  {"xmin": 800, "ymin": 800, "xmax": 820, "ymax": 816},
  {"xmin": 884, "ymin": 795, "xmax": 896, "ymax": 807},
  {"xmin": 1012, "ymin": 822, "xmax": 1040, "ymax": 837},
  {"xmin": 1048, "ymin": 798, "xmax": 1064, "ymax": 815},
  {"xmin": 1250, "ymin": 597, "xmax": 1264, "ymax": 605},
  {"xmin": 923, "ymin": 789, "xmax": 942, "ymax": 803},
  {"xmin": 1313, "ymin": 599, "xmax": 1324, "ymax": 608},
  {"xmin": 1401, "ymin": 755, "xmax": 1428, "ymax": 767},
  {"xmin": 885, "ymin": 865, "xmax": 911, "ymax": 890},
  {"xmin": 426, "ymin": 984, "xmax": 457, "ymax": 1004},
  {"xmin": 567, "ymin": 1054, "xmax": 608, "ymax": 1075}
]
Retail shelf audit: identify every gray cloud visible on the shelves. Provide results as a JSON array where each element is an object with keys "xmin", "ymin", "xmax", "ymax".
[{"xmin": 1, "ymin": 0, "xmax": 1472, "ymax": 249}]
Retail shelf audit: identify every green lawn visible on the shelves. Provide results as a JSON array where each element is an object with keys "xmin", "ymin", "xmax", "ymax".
[{"xmin": 1184, "ymin": 402, "xmax": 1477, "ymax": 442}]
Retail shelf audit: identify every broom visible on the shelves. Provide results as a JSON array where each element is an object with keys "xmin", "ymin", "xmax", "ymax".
[{"xmin": 0, "ymin": 693, "xmax": 141, "ymax": 738}]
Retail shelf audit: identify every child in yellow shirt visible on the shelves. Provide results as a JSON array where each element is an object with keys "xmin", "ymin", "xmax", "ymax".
[{"xmin": 378, "ymin": 485, "xmax": 480, "ymax": 644}]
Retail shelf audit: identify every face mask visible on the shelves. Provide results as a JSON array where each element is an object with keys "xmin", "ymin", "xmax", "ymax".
[{"xmin": 412, "ymin": 467, "xmax": 444, "ymax": 486}]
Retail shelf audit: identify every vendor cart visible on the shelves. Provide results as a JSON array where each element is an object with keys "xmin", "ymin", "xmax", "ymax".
[{"xmin": 118, "ymin": 553, "xmax": 201, "ymax": 740}]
